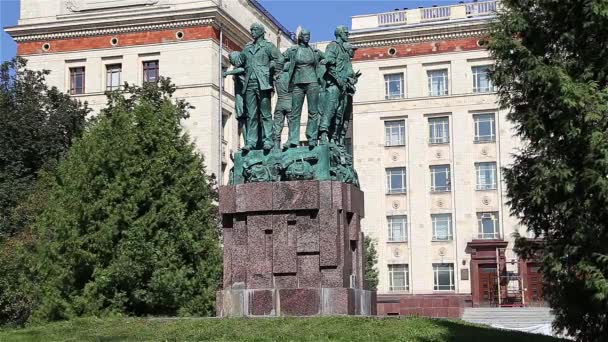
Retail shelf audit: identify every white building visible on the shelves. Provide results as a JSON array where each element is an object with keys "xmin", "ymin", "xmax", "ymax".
[{"xmin": 349, "ymin": 1, "xmax": 543, "ymax": 316}]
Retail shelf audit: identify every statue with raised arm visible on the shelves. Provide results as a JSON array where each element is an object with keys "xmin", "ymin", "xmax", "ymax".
[
  {"xmin": 242, "ymin": 23, "xmax": 283, "ymax": 152},
  {"xmin": 282, "ymin": 28, "xmax": 325, "ymax": 149},
  {"xmin": 223, "ymin": 51, "xmax": 247, "ymax": 142},
  {"xmin": 319, "ymin": 25, "xmax": 352, "ymax": 144}
]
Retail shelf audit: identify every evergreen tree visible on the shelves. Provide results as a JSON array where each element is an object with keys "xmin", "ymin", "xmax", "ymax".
[
  {"xmin": 0, "ymin": 57, "xmax": 89, "ymax": 239},
  {"xmin": 31, "ymin": 80, "xmax": 222, "ymax": 321},
  {"xmin": 364, "ymin": 236, "xmax": 379, "ymax": 291},
  {"xmin": 489, "ymin": 1, "xmax": 608, "ymax": 340}
]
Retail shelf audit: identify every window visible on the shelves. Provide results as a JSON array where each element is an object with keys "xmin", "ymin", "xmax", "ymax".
[
  {"xmin": 143, "ymin": 60, "xmax": 159, "ymax": 83},
  {"xmin": 432, "ymin": 214, "xmax": 452, "ymax": 241},
  {"xmin": 472, "ymin": 65, "xmax": 493, "ymax": 93},
  {"xmin": 428, "ymin": 117, "xmax": 450, "ymax": 144},
  {"xmin": 477, "ymin": 212, "xmax": 499, "ymax": 239},
  {"xmin": 386, "ymin": 168, "xmax": 406, "ymax": 194},
  {"xmin": 69, "ymin": 67, "xmax": 85, "ymax": 95},
  {"xmin": 384, "ymin": 73, "xmax": 404, "ymax": 99},
  {"xmin": 475, "ymin": 162, "xmax": 497, "ymax": 190},
  {"xmin": 430, "ymin": 165, "xmax": 451, "ymax": 192},
  {"xmin": 385, "ymin": 120, "xmax": 406, "ymax": 146},
  {"xmin": 427, "ymin": 69, "xmax": 448, "ymax": 96},
  {"xmin": 388, "ymin": 216, "xmax": 407, "ymax": 242},
  {"xmin": 433, "ymin": 263, "xmax": 455, "ymax": 291},
  {"xmin": 106, "ymin": 64, "xmax": 122, "ymax": 91},
  {"xmin": 474, "ymin": 113, "xmax": 496, "ymax": 142},
  {"xmin": 389, "ymin": 264, "xmax": 409, "ymax": 291}
]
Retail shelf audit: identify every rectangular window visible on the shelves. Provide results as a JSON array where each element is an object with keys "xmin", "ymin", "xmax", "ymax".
[
  {"xmin": 143, "ymin": 60, "xmax": 159, "ymax": 83},
  {"xmin": 69, "ymin": 67, "xmax": 85, "ymax": 95},
  {"xmin": 384, "ymin": 73, "xmax": 404, "ymax": 99},
  {"xmin": 389, "ymin": 264, "xmax": 409, "ymax": 291},
  {"xmin": 385, "ymin": 120, "xmax": 406, "ymax": 146},
  {"xmin": 477, "ymin": 211, "xmax": 499, "ymax": 239},
  {"xmin": 386, "ymin": 168, "xmax": 406, "ymax": 194},
  {"xmin": 427, "ymin": 69, "xmax": 448, "ymax": 96},
  {"xmin": 428, "ymin": 117, "xmax": 450, "ymax": 144},
  {"xmin": 433, "ymin": 263, "xmax": 455, "ymax": 290},
  {"xmin": 388, "ymin": 216, "xmax": 407, "ymax": 242},
  {"xmin": 106, "ymin": 64, "xmax": 122, "ymax": 91},
  {"xmin": 432, "ymin": 214, "xmax": 453, "ymax": 241},
  {"xmin": 472, "ymin": 65, "xmax": 493, "ymax": 93},
  {"xmin": 430, "ymin": 165, "xmax": 451, "ymax": 192},
  {"xmin": 475, "ymin": 162, "xmax": 497, "ymax": 190},
  {"xmin": 474, "ymin": 113, "xmax": 496, "ymax": 142}
]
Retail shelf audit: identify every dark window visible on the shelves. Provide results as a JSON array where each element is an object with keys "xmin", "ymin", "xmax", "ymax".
[
  {"xmin": 143, "ymin": 60, "xmax": 159, "ymax": 83},
  {"xmin": 69, "ymin": 67, "xmax": 85, "ymax": 95}
]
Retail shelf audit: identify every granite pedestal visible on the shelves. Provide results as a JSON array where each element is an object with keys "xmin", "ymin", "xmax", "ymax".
[{"xmin": 217, "ymin": 180, "xmax": 376, "ymax": 316}]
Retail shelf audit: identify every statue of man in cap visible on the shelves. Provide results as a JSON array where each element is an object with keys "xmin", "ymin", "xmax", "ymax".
[
  {"xmin": 242, "ymin": 22, "xmax": 283, "ymax": 152},
  {"xmin": 319, "ymin": 25, "xmax": 353, "ymax": 144}
]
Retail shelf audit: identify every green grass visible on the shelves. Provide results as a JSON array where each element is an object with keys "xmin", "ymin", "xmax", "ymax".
[{"xmin": 0, "ymin": 316, "xmax": 564, "ymax": 342}]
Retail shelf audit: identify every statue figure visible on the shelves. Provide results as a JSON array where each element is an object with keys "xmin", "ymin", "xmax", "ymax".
[
  {"xmin": 319, "ymin": 25, "xmax": 352, "ymax": 144},
  {"xmin": 335, "ymin": 42, "xmax": 361, "ymax": 146},
  {"xmin": 223, "ymin": 51, "xmax": 247, "ymax": 142},
  {"xmin": 242, "ymin": 23, "xmax": 283, "ymax": 152},
  {"xmin": 282, "ymin": 28, "xmax": 324, "ymax": 148},
  {"xmin": 272, "ymin": 61, "xmax": 292, "ymax": 150}
]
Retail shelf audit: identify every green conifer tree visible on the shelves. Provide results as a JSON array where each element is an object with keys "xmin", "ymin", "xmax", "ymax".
[
  {"xmin": 489, "ymin": 1, "xmax": 608, "ymax": 340},
  {"xmin": 32, "ymin": 79, "xmax": 222, "ymax": 321}
]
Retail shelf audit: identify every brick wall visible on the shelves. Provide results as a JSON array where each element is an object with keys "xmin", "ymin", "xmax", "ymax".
[
  {"xmin": 353, "ymin": 37, "xmax": 484, "ymax": 62},
  {"xmin": 17, "ymin": 26, "xmax": 241, "ymax": 55}
]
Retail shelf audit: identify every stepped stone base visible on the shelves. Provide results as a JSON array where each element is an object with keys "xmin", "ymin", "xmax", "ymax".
[
  {"xmin": 218, "ymin": 287, "xmax": 376, "ymax": 317},
  {"xmin": 218, "ymin": 180, "xmax": 376, "ymax": 317}
]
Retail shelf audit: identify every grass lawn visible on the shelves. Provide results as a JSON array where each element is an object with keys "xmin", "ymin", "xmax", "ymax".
[{"xmin": 0, "ymin": 316, "xmax": 565, "ymax": 342}]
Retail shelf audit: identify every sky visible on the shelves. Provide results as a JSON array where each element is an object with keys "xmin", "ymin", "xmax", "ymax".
[{"xmin": 1, "ymin": 0, "xmax": 460, "ymax": 63}]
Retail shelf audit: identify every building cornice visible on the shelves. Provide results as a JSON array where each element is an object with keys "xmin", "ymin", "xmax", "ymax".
[{"xmin": 350, "ymin": 19, "xmax": 492, "ymax": 48}]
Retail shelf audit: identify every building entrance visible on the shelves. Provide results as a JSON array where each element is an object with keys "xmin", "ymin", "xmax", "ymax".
[{"xmin": 478, "ymin": 264, "xmax": 498, "ymax": 306}]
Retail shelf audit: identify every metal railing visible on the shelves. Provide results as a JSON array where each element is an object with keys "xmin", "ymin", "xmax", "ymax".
[
  {"xmin": 466, "ymin": 1, "xmax": 498, "ymax": 16},
  {"xmin": 378, "ymin": 11, "xmax": 407, "ymax": 26},
  {"xmin": 475, "ymin": 231, "xmax": 502, "ymax": 240},
  {"xmin": 421, "ymin": 6, "xmax": 451, "ymax": 22}
]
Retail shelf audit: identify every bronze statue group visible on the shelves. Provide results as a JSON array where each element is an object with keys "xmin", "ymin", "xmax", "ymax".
[{"xmin": 224, "ymin": 23, "xmax": 360, "ymax": 185}]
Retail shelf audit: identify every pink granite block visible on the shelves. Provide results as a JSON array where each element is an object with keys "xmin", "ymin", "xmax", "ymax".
[
  {"xmin": 297, "ymin": 254, "xmax": 321, "ymax": 288},
  {"xmin": 296, "ymin": 212, "xmax": 319, "ymax": 253},
  {"xmin": 223, "ymin": 233, "xmax": 232, "ymax": 289},
  {"xmin": 247, "ymin": 215, "xmax": 273, "ymax": 275},
  {"xmin": 350, "ymin": 185, "xmax": 365, "ymax": 217},
  {"xmin": 219, "ymin": 186, "xmax": 236, "ymax": 214},
  {"xmin": 248, "ymin": 273, "xmax": 272, "ymax": 289},
  {"xmin": 321, "ymin": 267, "xmax": 346, "ymax": 287},
  {"xmin": 279, "ymin": 289, "xmax": 320, "ymax": 316},
  {"xmin": 272, "ymin": 214, "xmax": 297, "ymax": 274},
  {"xmin": 348, "ymin": 213, "xmax": 360, "ymax": 242},
  {"xmin": 249, "ymin": 290, "xmax": 275, "ymax": 316},
  {"xmin": 319, "ymin": 208, "xmax": 339, "ymax": 267},
  {"xmin": 231, "ymin": 245, "xmax": 248, "ymax": 287},
  {"xmin": 272, "ymin": 181, "xmax": 319, "ymax": 211},
  {"xmin": 331, "ymin": 181, "xmax": 346, "ymax": 210},
  {"xmin": 233, "ymin": 215, "xmax": 247, "ymax": 246},
  {"xmin": 319, "ymin": 181, "xmax": 333, "ymax": 209},
  {"xmin": 447, "ymin": 307, "xmax": 460, "ymax": 318},
  {"xmin": 236, "ymin": 183, "xmax": 273, "ymax": 212},
  {"xmin": 274, "ymin": 274, "xmax": 298, "ymax": 288}
]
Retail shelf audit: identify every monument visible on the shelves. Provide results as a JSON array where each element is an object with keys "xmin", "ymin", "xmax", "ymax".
[{"xmin": 218, "ymin": 23, "xmax": 375, "ymax": 316}]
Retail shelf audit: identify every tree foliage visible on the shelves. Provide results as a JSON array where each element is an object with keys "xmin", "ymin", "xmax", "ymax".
[
  {"xmin": 0, "ymin": 57, "xmax": 89, "ymax": 239},
  {"xmin": 29, "ymin": 79, "xmax": 222, "ymax": 321},
  {"xmin": 364, "ymin": 236, "xmax": 378, "ymax": 291},
  {"xmin": 489, "ymin": 1, "xmax": 608, "ymax": 340}
]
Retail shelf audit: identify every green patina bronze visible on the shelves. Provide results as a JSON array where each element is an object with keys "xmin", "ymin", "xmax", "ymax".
[{"xmin": 224, "ymin": 24, "xmax": 360, "ymax": 186}]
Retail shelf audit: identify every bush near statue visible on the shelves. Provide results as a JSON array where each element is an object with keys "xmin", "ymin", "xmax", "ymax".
[{"xmin": 223, "ymin": 24, "xmax": 360, "ymax": 186}]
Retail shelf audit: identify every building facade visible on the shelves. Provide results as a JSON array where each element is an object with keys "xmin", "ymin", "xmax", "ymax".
[
  {"xmin": 5, "ymin": 0, "xmax": 543, "ymax": 317},
  {"xmin": 349, "ymin": 1, "xmax": 543, "ymax": 316},
  {"xmin": 5, "ymin": 0, "xmax": 294, "ymax": 185}
]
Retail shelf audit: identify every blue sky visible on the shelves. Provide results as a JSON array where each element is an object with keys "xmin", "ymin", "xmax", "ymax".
[{"xmin": 1, "ymin": 0, "xmax": 459, "ymax": 62}]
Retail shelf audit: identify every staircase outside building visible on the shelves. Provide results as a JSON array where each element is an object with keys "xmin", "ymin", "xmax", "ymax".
[{"xmin": 462, "ymin": 307, "xmax": 559, "ymax": 337}]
